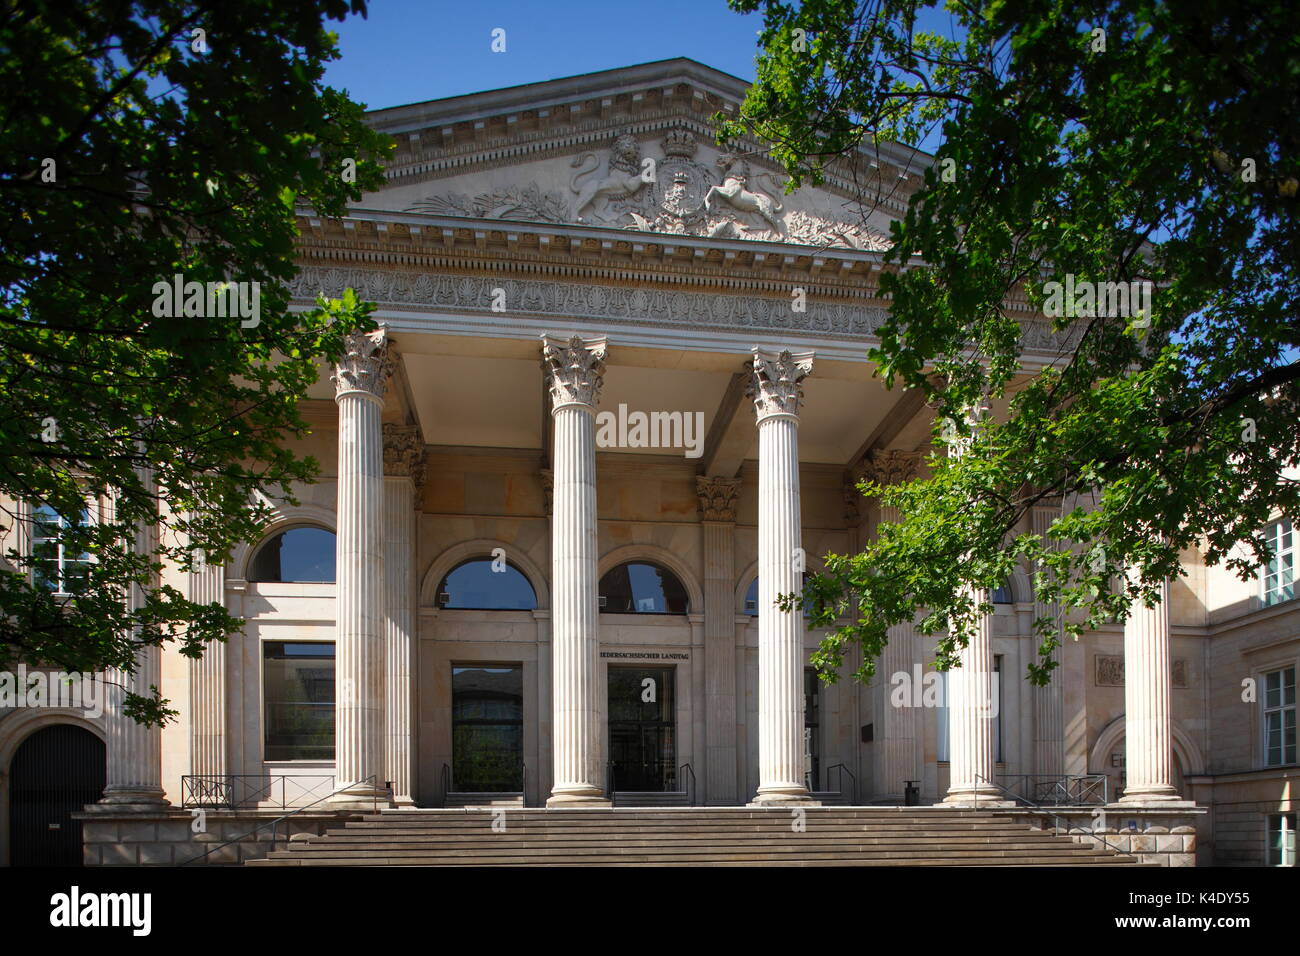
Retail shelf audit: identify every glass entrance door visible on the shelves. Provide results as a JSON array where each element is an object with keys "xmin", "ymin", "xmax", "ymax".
[{"xmin": 608, "ymin": 665, "xmax": 676, "ymax": 792}]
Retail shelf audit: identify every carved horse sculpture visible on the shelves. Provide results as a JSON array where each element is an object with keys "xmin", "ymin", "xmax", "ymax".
[
  {"xmin": 569, "ymin": 133, "xmax": 647, "ymax": 222},
  {"xmin": 703, "ymin": 155, "xmax": 784, "ymax": 234}
]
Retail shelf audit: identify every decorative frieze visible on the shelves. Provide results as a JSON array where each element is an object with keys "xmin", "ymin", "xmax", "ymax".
[
  {"xmin": 695, "ymin": 475, "xmax": 741, "ymax": 522},
  {"xmin": 747, "ymin": 348, "xmax": 814, "ymax": 420},
  {"xmin": 1095, "ymin": 655, "xmax": 1189, "ymax": 688}
]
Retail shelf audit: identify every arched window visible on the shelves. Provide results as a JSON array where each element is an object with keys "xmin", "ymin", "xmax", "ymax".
[
  {"xmin": 744, "ymin": 574, "xmax": 813, "ymax": 617},
  {"xmin": 599, "ymin": 562, "xmax": 689, "ymax": 614},
  {"xmin": 991, "ymin": 579, "xmax": 1014, "ymax": 604},
  {"xmin": 437, "ymin": 558, "xmax": 537, "ymax": 610},
  {"xmin": 248, "ymin": 527, "xmax": 335, "ymax": 583}
]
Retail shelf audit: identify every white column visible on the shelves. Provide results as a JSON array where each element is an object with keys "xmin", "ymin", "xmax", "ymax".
[
  {"xmin": 329, "ymin": 328, "xmax": 394, "ymax": 807},
  {"xmin": 864, "ymin": 451, "xmax": 923, "ymax": 802},
  {"xmin": 383, "ymin": 423, "xmax": 422, "ymax": 806},
  {"xmin": 187, "ymin": 551, "xmax": 226, "ymax": 780},
  {"xmin": 749, "ymin": 348, "xmax": 818, "ymax": 806},
  {"xmin": 542, "ymin": 333, "xmax": 610, "ymax": 807},
  {"xmin": 101, "ymin": 467, "xmax": 167, "ymax": 806},
  {"xmin": 1119, "ymin": 577, "xmax": 1184, "ymax": 803},
  {"xmin": 1031, "ymin": 504, "xmax": 1065, "ymax": 780},
  {"xmin": 943, "ymin": 589, "xmax": 1005, "ymax": 803}
]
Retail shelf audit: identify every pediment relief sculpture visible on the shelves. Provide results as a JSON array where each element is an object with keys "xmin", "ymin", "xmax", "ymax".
[{"xmin": 402, "ymin": 127, "xmax": 893, "ymax": 252}]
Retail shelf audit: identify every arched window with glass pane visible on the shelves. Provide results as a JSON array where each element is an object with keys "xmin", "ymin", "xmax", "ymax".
[
  {"xmin": 437, "ymin": 558, "xmax": 538, "ymax": 610},
  {"xmin": 31, "ymin": 503, "xmax": 92, "ymax": 595},
  {"xmin": 599, "ymin": 562, "xmax": 689, "ymax": 614},
  {"xmin": 248, "ymin": 526, "xmax": 336, "ymax": 583},
  {"xmin": 991, "ymin": 579, "xmax": 1014, "ymax": 604}
]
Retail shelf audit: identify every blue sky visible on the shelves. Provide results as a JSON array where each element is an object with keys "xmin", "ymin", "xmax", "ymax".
[{"xmin": 321, "ymin": 0, "xmax": 766, "ymax": 111}]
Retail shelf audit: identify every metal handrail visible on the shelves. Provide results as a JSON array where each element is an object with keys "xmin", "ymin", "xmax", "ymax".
[
  {"xmin": 180, "ymin": 775, "xmax": 380, "ymax": 866},
  {"xmin": 180, "ymin": 774, "xmax": 335, "ymax": 810},
  {"xmin": 678, "ymin": 763, "xmax": 696, "ymax": 806},
  {"xmin": 824, "ymin": 763, "xmax": 858, "ymax": 805},
  {"xmin": 441, "ymin": 762, "xmax": 452, "ymax": 801},
  {"xmin": 994, "ymin": 772, "xmax": 1109, "ymax": 806},
  {"xmin": 972, "ymin": 772, "xmax": 1128, "ymax": 857}
]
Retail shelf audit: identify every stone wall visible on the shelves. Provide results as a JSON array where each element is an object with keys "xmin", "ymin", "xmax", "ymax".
[
  {"xmin": 1008, "ymin": 807, "xmax": 1205, "ymax": 867},
  {"xmin": 75, "ymin": 809, "xmax": 351, "ymax": 866}
]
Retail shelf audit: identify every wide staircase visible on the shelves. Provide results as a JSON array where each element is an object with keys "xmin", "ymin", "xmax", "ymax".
[{"xmin": 247, "ymin": 807, "xmax": 1144, "ymax": 866}]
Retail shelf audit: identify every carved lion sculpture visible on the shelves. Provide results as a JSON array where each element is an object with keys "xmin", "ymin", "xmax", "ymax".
[
  {"xmin": 569, "ymin": 132, "xmax": 647, "ymax": 222},
  {"xmin": 704, "ymin": 155, "xmax": 785, "ymax": 234}
]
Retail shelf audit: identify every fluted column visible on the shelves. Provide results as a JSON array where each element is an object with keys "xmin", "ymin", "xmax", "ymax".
[
  {"xmin": 1119, "ymin": 576, "xmax": 1184, "ymax": 803},
  {"xmin": 542, "ymin": 333, "xmax": 610, "ymax": 807},
  {"xmin": 865, "ymin": 450, "xmax": 924, "ymax": 801},
  {"xmin": 187, "ymin": 547, "xmax": 226, "ymax": 780},
  {"xmin": 748, "ymin": 348, "xmax": 819, "ymax": 806},
  {"xmin": 943, "ymin": 409, "xmax": 1008, "ymax": 805},
  {"xmin": 383, "ymin": 423, "xmax": 423, "ymax": 806},
  {"xmin": 329, "ymin": 327, "xmax": 394, "ymax": 807},
  {"xmin": 1031, "ymin": 503, "xmax": 1065, "ymax": 779},
  {"xmin": 101, "ymin": 467, "xmax": 167, "ymax": 806},
  {"xmin": 698, "ymin": 476, "xmax": 741, "ymax": 805}
]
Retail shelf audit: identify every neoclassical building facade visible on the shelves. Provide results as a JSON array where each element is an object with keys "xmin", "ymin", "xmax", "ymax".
[{"xmin": 1, "ymin": 59, "xmax": 1295, "ymax": 866}]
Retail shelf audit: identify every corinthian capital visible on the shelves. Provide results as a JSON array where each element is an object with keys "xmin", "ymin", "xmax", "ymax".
[
  {"xmin": 748, "ymin": 347, "xmax": 814, "ymax": 420},
  {"xmin": 696, "ymin": 476, "xmax": 741, "ymax": 522},
  {"xmin": 541, "ymin": 333, "xmax": 607, "ymax": 409},
  {"xmin": 860, "ymin": 449, "xmax": 924, "ymax": 486},
  {"xmin": 382, "ymin": 423, "xmax": 426, "ymax": 491},
  {"xmin": 332, "ymin": 326, "xmax": 395, "ymax": 400}
]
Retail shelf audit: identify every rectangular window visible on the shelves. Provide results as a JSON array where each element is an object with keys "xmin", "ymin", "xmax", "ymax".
[
  {"xmin": 31, "ymin": 503, "xmax": 92, "ymax": 595},
  {"xmin": 1263, "ymin": 519, "xmax": 1295, "ymax": 606},
  {"xmin": 263, "ymin": 642, "xmax": 335, "ymax": 761},
  {"xmin": 452, "ymin": 664, "xmax": 524, "ymax": 792},
  {"xmin": 1263, "ymin": 666, "xmax": 1297, "ymax": 767},
  {"xmin": 1268, "ymin": 814, "xmax": 1296, "ymax": 867}
]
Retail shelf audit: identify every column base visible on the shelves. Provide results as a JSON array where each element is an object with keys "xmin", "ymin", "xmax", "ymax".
[
  {"xmin": 749, "ymin": 786, "xmax": 820, "ymax": 807},
  {"xmin": 97, "ymin": 787, "xmax": 169, "ymax": 808},
  {"xmin": 326, "ymin": 782, "xmax": 393, "ymax": 810},
  {"xmin": 1116, "ymin": 787, "xmax": 1196, "ymax": 808},
  {"xmin": 941, "ymin": 788, "xmax": 1016, "ymax": 808},
  {"xmin": 546, "ymin": 787, "xmax": 611, "ymax": 808}
]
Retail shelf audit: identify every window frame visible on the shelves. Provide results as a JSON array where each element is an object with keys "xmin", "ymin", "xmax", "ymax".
[
  {"xmin": 598, "ymin": 560, "xmax": 689, "ymax": 615},
  {"xmin": 247, "ymin": 524, "xmax": 337, "ymax": 585},
  {"xmin": 435, "ymin": 557, "xmax": 538, "ymax": 611},
  {"xmin": 1261, "ymin": 519, "xmax": 1295, "ymax": 607},
  {"xmin": 261, "ymin": 639, "xmax": 336, "ymax": 763},
  {"xmin": 29, "ymin": 499, "xmax": 95, "ymax": 596},
  {"xmin": 1268, "ymin": 813, "xmax": 1296, "ymax": 867},
  {"xmin": 1261, "ymin": 664, "xmax": 1297, "ymax": 768}
]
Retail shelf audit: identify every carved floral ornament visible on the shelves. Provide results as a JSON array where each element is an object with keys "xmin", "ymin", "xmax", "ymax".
[
  {"xmin": 540, "ymin": 333, "xmax": 607, "ymax": 408},
  {"xmin": 382, "ymin": 423, "xmax": 426, "ymax": 491},
  {"xmin": 748, "ymin": 347, "xmax": 815, "ymax": 420},
  {"xmin": 696, "ymin": 476, "xmax": 741, "ymax": 522},
  {"xmin": 861, "ymin": 449, "xmax": 924, "ymax": 486},
  {"xmin": 331, "ymin": 326, "xmax": 396, "ymax": 400}
]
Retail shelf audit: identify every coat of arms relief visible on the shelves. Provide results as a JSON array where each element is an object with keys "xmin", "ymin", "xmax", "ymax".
[{"xmin": 405, "ymin": 127, "xmax": 892, "ymax": 252}]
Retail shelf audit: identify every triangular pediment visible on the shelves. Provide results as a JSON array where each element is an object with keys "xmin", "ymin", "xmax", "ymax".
[{"xmin": 356, "ymin": 59, "xmax": 929, "ymax": 251}]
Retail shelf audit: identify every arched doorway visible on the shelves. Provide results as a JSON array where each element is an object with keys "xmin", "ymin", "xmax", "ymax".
[{"xmin": 8, "ymin": 725, "xmax": 105, "ymax": 866}]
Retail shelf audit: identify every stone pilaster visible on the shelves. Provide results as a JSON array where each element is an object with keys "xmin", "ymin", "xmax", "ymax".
[
  {"xmin": 101, "ymin": 467, "xmax": 167, "ymax": 806},
  {"xmin": 187, "ymin": 547, "xmax": 226, "ymax": 780},
  {"xmin": 329, "ymin": 327, "xmax": 394, "ymax": 807},
  {"xmin": 541, "ymin": 333, "xmax": 610, "ymax": 807},
  {"xmin": 697, "ymin": 475, "xmax": 741, "ymax": 805},
  {"xmin": 382, "ymin": 423, "xmax": 423, "ymax": 806},
  {"xmin": 1031, "ymin": 503, "xmax": 1065, "ymax": 780},
  {"xmin": 748, "ymin": 348, "xmax": 818, "ymax": 806},
  {"xmin": 1119, "ymin": 576, "xmax": 1186, "ymax": 804},
  {"xmin": 863, "ymin": 450, "xmax": 924, "ymax": 802}
]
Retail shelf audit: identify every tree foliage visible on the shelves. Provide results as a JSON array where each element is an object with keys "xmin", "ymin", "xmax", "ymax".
[
  {"xmin": 720, "ymin": 0, "xmax": 1299, "ymax": 684},
  {"xmin": 0, "ymin": 0, "xmax": 391, "ymax": 723}
]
